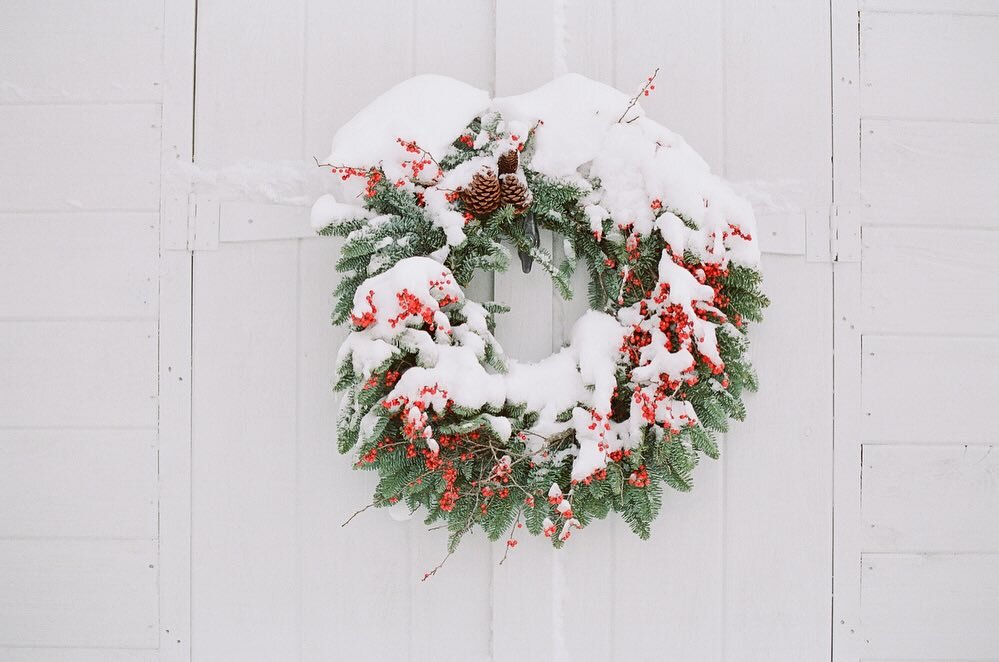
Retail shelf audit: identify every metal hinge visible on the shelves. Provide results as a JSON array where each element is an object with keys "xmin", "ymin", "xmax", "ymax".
[
  {"xmin": 186, "ymin": 194, "xmax": 220, "ymax": 251},
  {"xmin": 830, "ymin": 205, "xmax": 861, "ymax": 263}
]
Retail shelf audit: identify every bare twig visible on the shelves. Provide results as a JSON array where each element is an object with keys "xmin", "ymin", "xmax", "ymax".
[
  {"xmin": 617, "ymin": 67, "xmax": 660, "ymax": 123},
  {"xmin": 341, "ymin": 501, "xmax": 379, "ymax": 527},
  {"xmin": 498, "ymin": 509, "xmax": 524, "ymax": 566},
  {"xmin": 421, "ymin": 551, "xmax": 453, "ymax": 582}
]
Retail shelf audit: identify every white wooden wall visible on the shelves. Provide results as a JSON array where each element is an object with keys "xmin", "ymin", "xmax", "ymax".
[
  {"xmin": 0, "ymin": 1, "xmax": 191, "ymax": 660},
  {"xmin": 0, "ymin": 1, "xmax": 995, "ymax": 661},
  {"xmin": 832, "ymin": 1, "xmax": 999, "ymax": 660}
]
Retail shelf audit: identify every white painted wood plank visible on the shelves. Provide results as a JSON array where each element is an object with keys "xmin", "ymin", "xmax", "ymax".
[
  {"xmin": 0, "ymin": 213, "xmax": 158, "ymax": 318},
  {"xmin": 159, "ymin": 249, "xmax": 193, "ymax": 662},
  {"xmin": 862, "ymin": 335, "xmax": 999, "ymax": 443},
  {"xmin": 862, "ymin": 119, "xmax": 999, "ymax": 225},
  {"xmin": 0, "ymin": 539, "xmax": 158, "ymax": 648},
  {"xmin": 862, "ymin": 226, "xmax": 999, "ymax": 335},
  {"xmin": 158, "ymin": 1, "xmax": 196, "ymax": 658},
  {"xmin": 495, "ymin": 0, "xmax": 558, "ymax": 93},
  {"xmin": 0, "ymin": 0, "xmax": 163, "ymax": 103},
  {"xmin": 0, "ymin": 320, "xmax": 158, "ymax": 427},
  {"xmin": 756, "ymin": 212, "xmax": 807, "ymax": 256},
  {"xmin": 613, "ymin": 461, "xmax": 724, "ymax": 662},
  {"xmin": 863, "ymin": 0, "xmax": 999, "ymax": 13},
  {"xmin": 832, "ymin": 3, "xmax": 865, "ymax": 659},
  {"xmin": 304, "ymin": 2, "xmax": 415, "ymax": 156},
  {"xmin": 861, "ymin": 553, "xmax": 999, "ymax": 659},
  {"xmin": 863, "ymin": 444, "xmax": 999, "ymax": 552},
  {"xmin": 0, "ymin": 429, "xmax": 156, "ymax": 539},
  {"xmin": 0, "ymin": 105, "xmax": 161, "ymax": 212},
  {"xmin": 219, "ymin": 202, "xmax": 313, "ymax": 242},
  {"xmin": 297, "ymin": 237, "xmax": 412, "ymax": 662},
  {"xmin": 194, "ymin": 0, "xmax": 305, "ymax": 165},
  {"xmin": 723, "ymin": 0, "xmax": 832, "ymax": 205},
  {"xmin": 615, "ymin": 0, "xmax": 724, "ymax": 169},
  {"xmin": 564, "ymin": 1, "xmax": 615, "ymax": 86},
  {"xmin": 544, "ymin": 13, "xmax": 618, "ymax": 657},
  {"xmin": 0, "ymin": 650, "xmax": 158, "ymax": 662},
  {"xmin": 407, "ymin": 4, "xmax": 496, "ymax": 660},
  {"xmin": 861, "ymin": 12, "xmax": 999, "ymax": 121},
  {"xmin": 491, "ymin": 6, "xmax": 561, "ymax": 657},
  {"xmin": 722, "ymin": 258, "xmax": 834, "ymax": 662},
  {"xmin": 191, "ymin": 242, "xmax": 300, "ymax": 661},
  {"xmin": 413, "ymin": 0, "xmax": 494, "ymax": 87}
]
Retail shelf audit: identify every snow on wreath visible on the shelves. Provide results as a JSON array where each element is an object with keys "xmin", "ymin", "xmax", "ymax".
[{"xmin": 311, "ymin": 73, "xmax": 768, "ymax": 578}]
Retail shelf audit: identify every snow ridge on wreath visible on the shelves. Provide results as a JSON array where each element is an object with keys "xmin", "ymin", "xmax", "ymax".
[{"xmin": 312, "ymin": 74, "xmax": 768, "ymax": 574}]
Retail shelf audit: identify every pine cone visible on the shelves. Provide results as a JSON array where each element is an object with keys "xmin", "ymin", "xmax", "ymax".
[
  {"xmin": 500, "ymin": 174, "xmax": 533, "ymax": 215},
  {"xmin": 460, "ymin": 168, "xmax": 502, "ymax": 217},
  {"xmin": 497, "ymin": 149, "xmax": 519, "ymax": 175}
]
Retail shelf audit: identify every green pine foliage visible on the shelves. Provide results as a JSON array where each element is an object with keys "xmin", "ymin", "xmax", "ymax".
[{"xmin": 322, "ymin": 112, "xmax": 769, "ymax": 561}]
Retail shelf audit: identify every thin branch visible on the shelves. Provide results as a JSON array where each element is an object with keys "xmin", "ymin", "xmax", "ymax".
[
  {"xmin": 341, "ymin": 501, "xmax": 379, "ymax": 527},
  {"xmin": 421, "ymin": 551, "xmax": 453, "ymax": 582},
  {"xmin": 617, "ymin": 67, "xmax": 660, "ymax": 123},
  {"xmin": 498, "ymin": 509, "xmax": 524, "ymax": 566}
]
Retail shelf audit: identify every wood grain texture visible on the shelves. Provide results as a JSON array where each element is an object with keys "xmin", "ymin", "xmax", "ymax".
[
  {"xmin": 862, "ymin": 335, "xmax": 999, "ymax": 443},
  {"xmin": 862, "ymin": 226, "xmax": 999, "ymax": 336},
  {"xmin": 0, "ymin": 320, "xmax": 158, "ymax": 427},
  {"xmin": 862, "ymin": 119, "xmax": 999, "ymax": 225},
  {"xmin": 194, "ymin": 0, "xmax": 305, "ymax": 165},
  {"xmin": 0, "ymin": 650, "xmax": 158, "ymax": 662},
  {"xmin": 0, "ymin": 213, "xmax": 159, "ymax": 319},
  {"xmin": 0, "ymin": 539, "xmax": 158, "ymax": 648},
  {"xmin": 0, "ymin": 429, "xmax": 157, "ymax": 539},
  {"xmin": 861, "ymin": 553, "xmax": 999, "ymax": 660},
  {"xmin": 296, "ymin": 239, "xmax": 413, "ymax": 662},
  {"xmin": 0, "ymin": 0, "xmax": 164, "ymax": 103},
  {"xmin": 861, "ymin": 12, "xmax": 999, "ymax": 121},
  {"xmin": 0, "ymin": 105, "xmax": 161, "ymax": 212},
  {"xmin": 863, "ymin": 444, "xmax": 999, "ymax": 552},
  {"xmin": 615, "ymin": 0, "xmax": 724, "ymax": 170},
  {"xmin": 191, "ymin": 242, "xmax": 301, "ymax": 661}
]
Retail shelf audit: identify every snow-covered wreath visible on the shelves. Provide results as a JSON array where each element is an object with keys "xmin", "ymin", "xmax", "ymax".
[{"xmin": 311, "ymin": 74, "xmax": 768, "ymax": 574}]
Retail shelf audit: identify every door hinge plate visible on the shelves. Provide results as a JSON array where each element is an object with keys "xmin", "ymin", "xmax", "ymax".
[
  {"xmin": 187, "ymin": 195, "xmax": 219, "ymax": 251},
  {"xmin": 831, "ymin": 205, "xmax": 861, "ymax": 263}
]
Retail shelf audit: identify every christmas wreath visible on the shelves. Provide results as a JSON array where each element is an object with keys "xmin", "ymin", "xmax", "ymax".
[{"xmin": 311, "ymin": 74, "xmax": 768, "ymax": 575}]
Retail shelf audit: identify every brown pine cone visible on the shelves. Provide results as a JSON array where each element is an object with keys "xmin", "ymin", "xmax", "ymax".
[
  {"xmin": 460, "ymin": 168, "xmax": 502, "ymax": 217},
  {"xmin": 500, "ymin": 173, "xmax": 533, "ymax": 215},
  {"xmin": 497, "ymin": 149, "xmax": 519, "ymax": 175}
]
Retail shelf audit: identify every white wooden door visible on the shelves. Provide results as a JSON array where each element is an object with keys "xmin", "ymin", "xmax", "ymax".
[
  {"xmin": 185, "ymin": 1, "xmax": 835, "ymax": 660},
  {"xmin": 832, "ymin": 2, "xmax": 999, "ymax": 660},
  {"xmin": 187, "ymin": 3, "xmax": 833, "ymax": 661}
]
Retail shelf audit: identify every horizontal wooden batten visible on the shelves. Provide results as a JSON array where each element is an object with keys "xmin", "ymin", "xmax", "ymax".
[
  {"xmin": 861, "ymin": 119, "xmax": 999, "ymax": 225},
  {"xmin": 861, "ymin": 12, "xmax": 999, "ymax": 121},
  {"xmin": 861, "ymin": 553, "xmax": 999, "ymax": 659},
  {"xmin": 862, "ymin": 444, "xmax": 999, "ymax": 552},
  {"xmin": 0, "ymin": 320, "xmax": 158, "ymax": 428},
  {"xmin": 862, "ymin": 0, "xmax": 999, "ymax": 16},
  {"xmin": 862, "ymin": 226, "xmax": 999, "ymax": 335},
  {"xmin": 0, "ymin": 0, "xmax": 163, "ymax": 104},
  {"xmin": 0, "ymin": 650, "xmax": 158, "ymax": 662},
  {"xmin": 862, "ymin": 335, "xmax": 999, "ymax": 443},
  {"xmin": 0, "ymin": 539, "xmax": 158, "ymax": 648},
  {"xmin": 0, "ymin": 213, "xmax": 158, "ymax": 318},
  {"xmin": 0, "ymin": 105, "xmax": 161, "ymax": 212},
  {"xmin": 0, "ymin": 429, "xmax": 157, "ymax": 539}
]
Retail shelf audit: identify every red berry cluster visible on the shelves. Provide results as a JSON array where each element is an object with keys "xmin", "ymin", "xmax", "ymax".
[{"xmin": 350, "ymin": 290, "xmax": 377, "ymax": 329}]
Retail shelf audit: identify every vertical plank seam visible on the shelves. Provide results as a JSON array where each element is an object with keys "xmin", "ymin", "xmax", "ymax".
[
  {"xmin": 295, "ymin": 239, "xmax": 304, "ymax": 662},
  {"xmin": 297, "ymin": 3, "xmax": 309, "ymax": 658},
  {"xmin": 718, "ymin": 1, "xmax": 729, "ymax": 659}
]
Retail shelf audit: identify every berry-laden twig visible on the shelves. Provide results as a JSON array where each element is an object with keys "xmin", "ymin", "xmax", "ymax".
[{"xmin": 617, "ymin": 67, "xmax": 660, "ymax": 123}]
